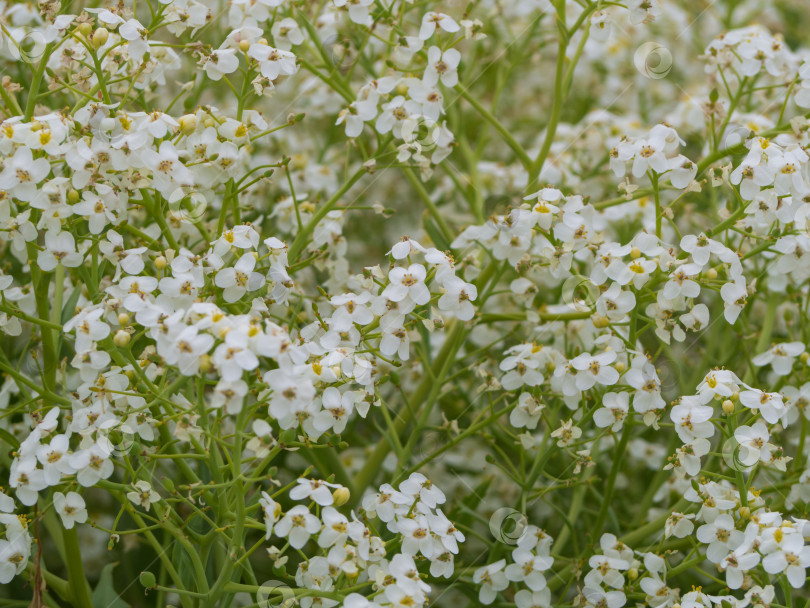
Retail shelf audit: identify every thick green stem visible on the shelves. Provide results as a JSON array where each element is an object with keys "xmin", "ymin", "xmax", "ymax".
[{"xmin": 61, "ymin": 527, "xmax": 93, "ymax": 608}]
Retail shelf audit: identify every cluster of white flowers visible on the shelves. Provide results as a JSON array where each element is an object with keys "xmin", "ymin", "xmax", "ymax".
[
  {"xmin": 4, "ymin": 0, "xmax": 810, "ymax": 606},
  {"xmin": 473, "ymin": 526, "xmax": 555, "ymax": 606},
  {"xmin": 257, "ymin": 474, "xmax": 463, "ymax": 608}
]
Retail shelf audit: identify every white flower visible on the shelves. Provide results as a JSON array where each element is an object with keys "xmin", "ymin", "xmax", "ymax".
[
  {"xmin": 318, "ymin": 507, "xmax": 349, "ymax": 548},
  {"xmin": 551, "ymin": 419, "xmax": 582, "ymax": 447},
  {"xmin": 161, "ymin": 325, "xmax": 214, "ymax": 376},
  {"xmin": 0, "ymin": 530, "xmax": 30, "ymax": 584},
  {"xmin": 0, "ymin": 147, "xmax": 51, "ymax": 201},
  {"xmin": 664, "ymin": 512, "xmax": 695, "ymax": 538},
  {"xmin": 37, "ymin": 230, "xmax": 83, "ymax": 271},
  {"xmin": 274, "ymin": 505, "xmax": 321, "ymax": 549},
  {"xmin": 733, "ymin": 421, "xmax": 771, "ymax": 467},
  {"xmin": 595, "ymin": 284, "xmax": 635, "ymax": 321},
  {"xmin": 740, "ymin": 389, "xmax": 787, "ymax": 424},
  {"xmin": 248, "ymin": 45, "xmax": 297, "ymax": 80},
  {"xmin": 582, "ymin": 586, "xmax": 625, "ymax": 608},
  {"xmin": 424, "ymin": 47, "xmax": 461, "ymax": 87},
  {"xmin": 680, "ymin": 233, "xmax": 725, "ymax": 267},
  {"xmin": 215, "ymin": 253, "xmax": 264, "ymax": 303},
  {"xmin": 667, "ymin": 154, "xmax": 697, "ymax": 188},
  {"xmin": 9, "ymin": 458, "xmax": 47, "ymax": 506},
  {"xmin": 670, "ymin": 396, "xmax": 714, "ymax": 443},
  {"xmin": 570, "ymin": 351, "xmax": 620, "ymax": 390},
  {"xmin": 662, "ymin": 263, "xmax": 701, "ymax": 300},
  {"xmin": 290, "ymin": 478, "xmax": 340, "ymax": 506},
  {"xmin": 762, "ymin": 533, "xmax": 810, "ymax": 588},
  {"xmin": 505, "ymin": 548, "xmax": 553, "ymax": 591},
  {"xmin": 259, "ymin": 491, "xmax": 281, "ymax": 539},
  {"xmin": 203, "ymin": 49, "xmax": 239, "ymax": 81},
  {"xmin": 473, "ymin": 559, "xmax": 508, "ymax": 605},
  {"xmin": 53, "ymin": 492, "xmax": 88, "ymax": 529},
  {"xmin": 437, "ymin": 277, "xmax": 477, "ymax": 321},
  {"xmin": 36, "ymin": 433, "xmax": 74, "ymax": 485},
  {"xmin": 383, "ymin": 264, "xmax": 430, "ymax": 306},
  {"xmin": 127, "ymin": 480, "xmax": 161, "ymax": 511},
  {"xmin": 419, "ymin": 12, "xmax": 460, "ymax": 41},
  {"xmin": 515, "ymin": 589, "xmax": 552, "ymax": 608},
  {"xmin": 752, "ymin": 342, "xmax": 805, "ymax": 376},
  {"xmin": 212, "ymin": 330, "xmax": 259, "ymax": 382},
  {"xmin": 593, "ymin": 392, "xmax": 629, "ymax": 431},
  {"xmin": 399, "ymin": 472, "xmax": 445, "ymax": 508},
  {"xmin": 510, "ymin": 393, "xmax": 544, "ymax": 430},
  {"xmin": 696, "ymin": 514, "xmax": 744, "ymax": 563},
  {"xmin": 333, "ymin": 0, "xmax": 374, "ymax": 26}
]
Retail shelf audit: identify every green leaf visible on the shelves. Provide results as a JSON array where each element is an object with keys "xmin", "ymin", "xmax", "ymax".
[
  {"xmin": 0, "ymin": 428, "xmax": 19, "ymax": 450},
  {"xmin": 424, "ymin": 217, "xmax": 451, "ymax": 251},
  {"xmin": 92, "ymin": 562, "xmax": 130, "ymax": 608},
  {"xmin": 61, "ymin": 286, "xmax": 81, "ymax": 324},
  {"xmin": 450, "ymin": 476, "xmax": 493, "ymax": 529}
]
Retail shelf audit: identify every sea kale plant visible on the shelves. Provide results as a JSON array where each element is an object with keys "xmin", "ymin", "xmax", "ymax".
[{"xmin": 2, "ymin": 0, "xmax": 810, "ymax": 607}]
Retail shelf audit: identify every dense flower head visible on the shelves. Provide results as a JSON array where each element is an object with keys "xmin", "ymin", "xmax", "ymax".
[{"xmin": 2, "ymin": 0, "xmax": 810, "ymax": 607}]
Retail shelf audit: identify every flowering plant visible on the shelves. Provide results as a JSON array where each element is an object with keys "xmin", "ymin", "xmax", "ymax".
[{"xmin": 2, "ymin": 0, "xmax": 810, "ymax": 607}]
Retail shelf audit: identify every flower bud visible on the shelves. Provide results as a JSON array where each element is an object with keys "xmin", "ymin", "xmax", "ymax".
[
  {"xmin": 67, "ymin": 189, "xmax": 80, "ymax": 204},
  {"xmin": 615, "ymin": 361, "xmax": 626, "ymax": 373},
  {"xmin": 92, "ymin": 27, "xmax": 109, "ymax": 49},
  {"xmin": 239, "ymin": 39, "xmax": 251, "ymax": 52},
  {"xmin": 154, "ymin": 255, "xmax": 167, "ymax": 270},
  {"xmin": 117, "ymin": 312, "xmax": 130, "ymax": 325},
  {"xmin": 332, "ymin": 487, "xmax": 351, "ymax": 506},
  {"xmin": 139, "ymin": 571, "xmax": 157, "ymax": 589},
  {"xmin": 630, "ymin": 246, "xmax": 641, "ymax": 259},
  {"xmin": 113, "ymin": 330, "xmax": 131, "ymax": 347},
  {"xmin": 705, "ymin": 268, "xmax": 718, "ymax": 280},
  {"xmin": 178, "ymin": 114, "xmax": 197, "ymax": 135},
  {"xmin": 739, "ymin": 506, "xmax": 751, "ymax": 519},
  {"xmin": 722, "ymin": 400, "xmax": 734, "ymax": 414},
  {"xmin": 199, "ymin": 354, "xmax": 212, "ymax": 373},
  {"xmin": 801, "ymin": 352, "xmax": 809, "ymax": 364},
  {"xmin": 627, "ymin": 567, "xmax": 638, "ymax": 581},
  {"xmin": 78, "ymin": 22, "xmax": 93, "ymax": 37},
  {"xmin": 591, "ymin": 314, "xmax": 610, "ymax": 328}
]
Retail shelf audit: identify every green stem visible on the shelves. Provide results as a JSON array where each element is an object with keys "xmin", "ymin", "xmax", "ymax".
[
  {"xmin": 402, "ymin": 166, "xmax": 454, "ymax": 244},
  {"xmin": 61, "ymin": 528, "xmax": 93, "ymax": 608},
  {"xmin": 593, "ymin": 422, "xmax": 632, "ymax": 534},
  {"xmin": 456, "ymin": 83, "xmax": 531, "ymax": 170},
  {"xmin": 24, "ymin": 43, "xmax": 54, "ymax": 120},
  {"xmin": 288, "ymin": 166, "xmax": 367, "ymax": 263}
]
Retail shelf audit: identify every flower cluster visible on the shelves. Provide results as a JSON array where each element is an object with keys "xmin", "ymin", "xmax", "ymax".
[{"xmin": 3, "ymin": 0, "xmax": 810, "ymax": 607}]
